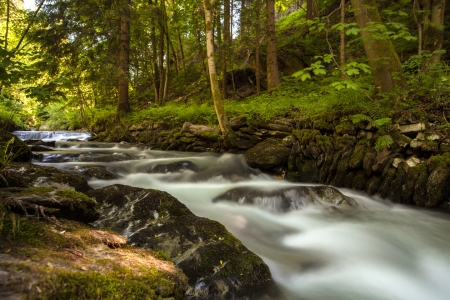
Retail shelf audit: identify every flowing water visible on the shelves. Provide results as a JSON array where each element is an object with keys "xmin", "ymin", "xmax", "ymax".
[
  {"xmin": 13, "ymin": 130, "xmax": 91, "ymax": 141},
  {"xmin": 29, "ymin": 140, "xmax": 450, "ymax": 300}
]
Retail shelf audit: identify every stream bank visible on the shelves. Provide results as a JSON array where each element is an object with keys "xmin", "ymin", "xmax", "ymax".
[{"xmin": 87, "ymin": 109, "xmax": 450, "ymax": 212}]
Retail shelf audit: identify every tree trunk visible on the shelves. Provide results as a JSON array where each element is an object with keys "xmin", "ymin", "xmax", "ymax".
[
  {"xmin": 116, "ymin": 0, "xmax": 132, "ymax": 122},
  {"xmin": 222, "ymin": 0, "xmax": 231, "ymax": 99},
  {"xmin": 255, "ymin": 0, "xmax": 261, "ymax": 95},
  {"xmin": 203, "ymin": 0, "xmax": 235, "ymax": 144},
  {"xmin": 423, "ymin": 0, "xmax": 445, "ymax": 65},
  {"xmin": 177, "ymin": 29, "xmax": 186, "ymax": 71},
  {"xmin": 15, "ymin": 0, "xmax": 45, "ymax": 52},
  {"xmin": 158, "ymin": 24, "xmax": 165, "ymax": 104},
  {"xmin": 340, "ymin": 0, "xmax": 345, "ymax": 80},
  {"xmin": 163, "ymin": 1, "xmax": 170, "ymax": 102},
  {"xmin": 5, "ymin": 0, "xmax": 10, "ymax": 50},
  {"xmin": 266, "ymin": 0, "xmax": 281, "ymax": 89},
  {"xmin": 413, "ymin": 0, "xmax": 423, "ymax": 56},
  {"xmin": 149, "ymin": 0, "xmax": 159, "ymax": 103},
  {"xmin": 307, "ymin": 0, "xmax": 313, "ymax": 21},
  {"xmin": 350, "ymin": 0, "xmax": 407, "ymax": 95}
]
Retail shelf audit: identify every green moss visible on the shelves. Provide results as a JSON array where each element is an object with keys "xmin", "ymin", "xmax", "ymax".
[
  {"xmin": 158, "ymin": 131, "xmax": 171, "ymax": 137},
  {"xmin": 200, "ymin": 130, "xmax": 220, "ymax": 140},
  {"xmin": 0, "ymin": 216, "xmax": 66, "ymax": 248},
  {"xmin": 17, "ymin": 187, "xmax": 55, "ymax": 197},
  {"xmin": 179, "ymin": 137, "xmax": 192, "ymax": 143},
  {"xmin": 30, "ymin": 266, "xmax": 180, "ymax": 300},
  {"xmin": 55, "ymin": 190, "xmax": 97, "ymax": 207}
]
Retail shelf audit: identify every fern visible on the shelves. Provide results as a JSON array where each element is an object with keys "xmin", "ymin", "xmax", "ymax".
[
  {"xmin": 373, "ymin": 118, "xmax": 392, "ymax": 129},
  {"xmin": 351, "ymin": 114, "xmax": 373, "ymax": 124},
  {"xmin": 375, "ymin": 135, "xmax": 394, "ymax": 152}
]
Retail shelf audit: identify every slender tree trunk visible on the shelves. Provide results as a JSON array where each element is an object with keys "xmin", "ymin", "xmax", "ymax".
[
  {"xmin": 350, "ymin": 0, "xmax": 407, "ymax": 94},
  {"xmin": 158, "ymin": 26, "xmax": 165, "ymax": 103},
  {"xmin": 5, "ymin": 0, "xmax": 10, "ymax": 50},
  {"xmin": 117, "ymin": 0, "xmax": 132, "ymax": 122},
  {"xmin": 163, "ymin": 0, "xmax": 178, "ymax": 76},
  {"xmin": 340, "ymin": 0, "xmax": 346, "ymax": 80},
  {"xmin": 163, "ymin": 0, "xmax": 170, "ymax": 101},
  {"xmin": 413, "ymin": 0, "xmax": 423, "ymax": 56},
  {"xmin": 255, "ymin": 0, "xmax": 261, "ymax": 95},
  {"xmin": 203, "ymin": 0, "xmax": 235, "ymax": 144},
  {"xmin": 177, "ymin": 29, "xmax": 186, "ymax": 70},
  {"xmin": 307, "ymin": 0, "xmax": 313, "ymax": 21},
  {"xmin": 266, "ymin": 0, "xmax": 281, "ymax": 89},
  {"xmin": 222, "ymin": 0, "xmax": 230, "ymax": 99},
  {"xmin": 423, "ymin": 0, "xmax": 445, "ymax": 65},
  {"xmin": 149, "ymin": 0, "xmax": 160, "ymax": 103}
]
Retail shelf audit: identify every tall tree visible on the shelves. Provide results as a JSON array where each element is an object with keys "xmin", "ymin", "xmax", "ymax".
[
  {"xmin": 222, "ymin": 0, "xmax": 231, "ymax": 99},
  {"xmin": 340, "ymin": 0, "xmax": 345, "ymax": 80},
  {"xmin": 350, "ymin": 0, "xmax": 407, "ymax": 95},
  {"xmin": 266, "ymin": 0, "xmax": 281, "ymax": 89},
  {"xmin": 307, "ymin": 0, "xmax": 313, "ymax": 21},
  {"xmin": 117, "ymin": 0, "xmax": 132, "ymax": 121},
  {"xmin": 203, "ymin": 0, "xmax": 235, "ymax": 143},
  {"xmin": 149, "ymin": 0, "xmax": 160, "ymax": 103},
  {"xmin": 4, "ymin": 0, "xmax": 10, "ymax": 50},
  {"xmin": 423, "ymin": 0, "xmax": 446, "ymax": 65},
  {"xmin": 255, "ymin": 0, "xmax": 262, "ymax": 95}
]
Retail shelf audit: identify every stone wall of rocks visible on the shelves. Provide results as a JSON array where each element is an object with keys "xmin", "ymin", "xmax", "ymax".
[{"xmin": 94, "ymin": 111, "xmax": 450, "ymax": 211}]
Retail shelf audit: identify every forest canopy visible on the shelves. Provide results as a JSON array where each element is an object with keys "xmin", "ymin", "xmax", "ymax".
[{"xmin": 0, "ymin": 0, "xmax": 449, "ymax": 133}]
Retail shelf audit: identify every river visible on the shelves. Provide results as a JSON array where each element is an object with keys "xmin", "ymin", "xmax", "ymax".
[{"xmin": 17, "ymin": 132, "xmax": 450, "ymax": 300}]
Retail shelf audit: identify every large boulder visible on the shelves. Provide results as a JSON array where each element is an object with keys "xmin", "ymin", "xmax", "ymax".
[
  {"xmin": 244, "ymin": 138, "xmax": 291, "ymax": 170},
  {"xmin": 86, "ymin": 184, "xmax": 273, "ymax": 299},
  {"xmin": 0, "ymin": 130, "xmax": 32, "ymax": 162},
  {"xmin": 213, "ymin": 186, "xmax": 358, "ymax": 212},
  {"xmin": 1, "ymin": 162, "xmax": 91, "ymax": 192}
]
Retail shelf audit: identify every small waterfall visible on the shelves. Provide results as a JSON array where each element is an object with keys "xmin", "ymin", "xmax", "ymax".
[{"xmin": 13, "ymin": 131, "xmax": 92, "ymax": 141}]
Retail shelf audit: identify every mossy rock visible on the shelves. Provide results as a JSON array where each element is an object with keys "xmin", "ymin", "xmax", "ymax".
[
  {"xmin": 0, "ymin": 214, "xmax": 187, "ymax": 299},
  {"xmin": 0, "ymin": 187, "xmax": 99, "ymax": 223},
  {"xmin": 1, "ymin": 162, "xmax": 91, "ymax": 192},
  {"xmin": 413, "ymin": 163, "xmax": 428, "ymax": 206},
  {"xmin": 0, "ymin": 130, "xmax": 32, "ymax": 162},
  {"xmin": 244, "ymin": 138, "xmax": 291, "ymax": 170},
  {"xmin": 86, "ymin": 185, "xmax": 273, "ymax": 298}
]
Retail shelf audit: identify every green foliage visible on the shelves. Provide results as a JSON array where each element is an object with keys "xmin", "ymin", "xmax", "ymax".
[{"xmin": 375, "ymin": 135, "xmax": 394, "ymax": 153}]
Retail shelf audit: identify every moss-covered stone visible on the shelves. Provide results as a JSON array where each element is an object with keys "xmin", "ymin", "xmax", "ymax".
[
  {"xmin": 413, "ymin": 163, "xmax": 428, "ymax": 206},
  {"xmin": 1, "ymin": 162, "xmax": 91, "ymax": 192},
  {"xmin": 352, "ymin": 170, "xmax": 367, "ymax": 191},
  {"xmin": 244, "ymin": 138, "xmax": 291, "ymax": 170},
  {"xmin": 388, "ymin": 163, "xmax": 407, "ymax": 203},
  {"xmin": 0, "ymin": 214, "xmax": 187, "ymax": 300},
  {"xmin": 0, "ymin": 130, "xmax": 32, "ymax": 163},
  {"xmin": 365, "ymin": 176, "xmax": 381, "ymax": 195},
  {"xmin": 330, "ymin": 147, "xmax": 353, "ymax": 187},
  {"xmin": 348, "ymin": 145, "xmax": 368, "ymax": 169}
]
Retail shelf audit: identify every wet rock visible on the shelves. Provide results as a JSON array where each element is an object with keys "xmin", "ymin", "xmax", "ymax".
[
  {"xmin": 1, "ymin": 162, "xmax": 91, "ymax": 192},
  {"xmin": 426, "ymin": 164, "xmax": 450, "ymax": 208},
  {"xmin": 282, "ymin": 135, "xmax": 294, "ymax": 147},
  {"xmin": 348, "ymin": 145, "xmax": 368, "ymax": 169},
  {"xmin": 230, "ymin": 116, "xmax": 248, "ymax": 130},
  {"xmin": 86, "ymin": 185, "xmax": 273, "ymax": 299},
  {"xmin": 0, "ymin": 130, "xmax": 32, "ymax": 162},
  {"xmin": 77, "ymin": 153, "xmax": 135, "ymax": 162},
  {"xmin": 213, "ymin": 186, "xmax": 358, "ymax": 212},
  {"xmin": 244, "ymin": 138, "xmax": 291, "ymax": 170},
  {"xmin": 182, "ymin": 122, "xmax": 221, "ymax": 141},
  {"xmin": 145, "ymin": 161, "xmax": 199, "ymax": 174},
  {"xmin": 372, "ymin": 150, "xmax": 391, "ymax": 173},
  {"xmin": 74, "ymin": 166, "xmax": 117, "ymax": 179},
  {"xmin": 406, "ymin": 156, "xmax": 421, "ymax": 167},
  {"xmin": 0, "ymin": 187, "xmax": 99, "ymax": 222},
  {"xmin": 413, "ymin": 163, "xmax": 428, "ymax": 206},
  {"xmin": 25, "ymin": 140, "xmax": 56, "ymax": 147},
  {"xmin": 29, "ymin": 145, "xmax": 55, "ymax": 152}
]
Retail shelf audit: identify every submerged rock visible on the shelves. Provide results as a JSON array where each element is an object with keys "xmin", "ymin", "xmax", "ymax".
[
  {"xmin": 86, "ymin": 184, "xmax": 273, "ymax": 299},
  {"xmin": 213, "ymin": 186, "xmax": 358, "ymax": 212},
  {"xmin": 145, "ymin": 160, "xmax": 199, "ymax": 174},
  {"xmin": 244, "ymin": 138, "xmax": 291, "ymax": 170},
  {"xmin": 1, "ymin": 162, "xmax": 91, "ymax": 192},
  {"xmin": 74, "ymin": 166, "xmax": 117, "ymax": 180}
]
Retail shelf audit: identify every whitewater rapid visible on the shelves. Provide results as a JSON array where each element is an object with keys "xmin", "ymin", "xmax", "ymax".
[{"xmin": 33, "ymin": 141, "xmax": 450, "ymax": 300}]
